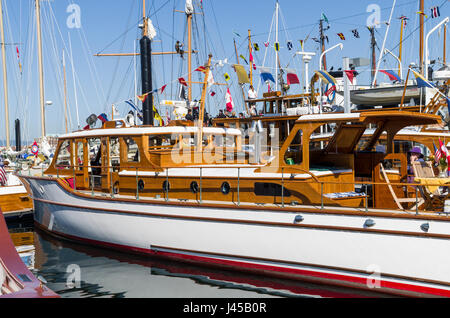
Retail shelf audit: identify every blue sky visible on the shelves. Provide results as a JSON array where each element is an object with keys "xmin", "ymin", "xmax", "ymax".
[{"xmin": 0, "ymin": 0, "xmax": 448, "ymax": 145}]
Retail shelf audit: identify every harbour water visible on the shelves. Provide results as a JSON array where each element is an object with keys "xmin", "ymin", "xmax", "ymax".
[{"xmin": 6, "ymin": 213, "xmax": 391, "ymax": 299}]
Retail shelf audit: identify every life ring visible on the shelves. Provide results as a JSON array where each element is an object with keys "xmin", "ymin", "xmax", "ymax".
[{"xmin": 325, "ymin": 84, "xmax": 336, "ymax": 104}]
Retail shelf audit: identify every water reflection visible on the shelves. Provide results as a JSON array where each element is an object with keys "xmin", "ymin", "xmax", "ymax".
[{"xmin": 7, "ymin": 215, "xmax": 389, "ymax": 298}]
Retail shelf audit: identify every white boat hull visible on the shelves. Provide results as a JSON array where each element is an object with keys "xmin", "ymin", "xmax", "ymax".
[{"xmin": 23, "ymin": 176, "xmax": 450, "ymax": 297}]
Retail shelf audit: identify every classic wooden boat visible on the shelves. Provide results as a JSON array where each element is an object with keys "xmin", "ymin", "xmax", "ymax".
[
  {"xmin": 0, "ymin": 169, "xmax": 34, "ymax": 219},
  {"xmin": 19, "ymin": 108, "xmax": 450, "ymax": 298},
  {"xmin": 0, "ymin": 208, "xmax": 58, "ymax": 298}
]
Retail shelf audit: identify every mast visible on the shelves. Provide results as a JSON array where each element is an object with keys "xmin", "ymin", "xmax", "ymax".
[
  {"xmin": 196, "ymin": 54, "xmax": 212, "ymax": 152},
  {"xmin": 419, "ymin": 0, "xmax": 424, "ymax": 74},
  {"xmin": 36, "ymin": 0, "xmax": 46, "ymax": 138},
  {"xmin": 62, "ymin": 50, "xmax": 68, "ymax": 134},
  {"xmin": 369, "ymin": 27, "xmax": 377, "ymax": 85},
  {"xmin": 275, "ymin": 0, "xmax": 279, "ymax": 91},
  {"xmin": 234, "ymin": 39, "xmax": 249, "ymax": 115},
  {"xmin": 140, "ymin": 0, "xmax": 154, "ymax": 126},
  {"xmin": 187, "ymin": 7, "xmax": 193, "ymax": 101},
  {"xmin": 320, "ymin": 19, "xmax": 327, "ymax": 71},
  {"xmin": 248, "ymin": 29, "xmax": 253, "ymax": 87},
  {"xmin": 444, "ymin": 24, "xmax": 447, "ymax": 65},
  {"xmin": 0, "ymin": 0, "xmax": 10, "ymax": 148},
  {"xmin": 399, "ymin": 18, "xmax": 404, "ymax": 77}
]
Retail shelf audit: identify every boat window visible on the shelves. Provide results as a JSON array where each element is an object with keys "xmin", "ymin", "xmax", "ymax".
[
  {"xmin": 254, "ymin": 183, "xmax": 291, "ymax": 197},
  {"xmin": 309, "ymin": 124, "xmax": 332, "ymax": 152},
  {"xmin": 76, "ymin": 142, "xmax": 84, "ymax": 170},
  {"xmin": 110, "ymin": 137, "xmax": 120, "ymax": 169},
  {"xmin": 88, "ymin": 138, "xmax": 101, "ymax": 175},
  {"xmin": 55, "ymin": 140, "xmax": 71, "ymax": 169},
  {"xmin": 148, "ymin": 134, "xmax": 177, "ymax": 150},
  {"xmin": 284, "ymin": 129, "xmax": 303, "ymax": 165},
  {"xmin": 125, "ymin": 137, "xmax": 140, "ymax": 163}
]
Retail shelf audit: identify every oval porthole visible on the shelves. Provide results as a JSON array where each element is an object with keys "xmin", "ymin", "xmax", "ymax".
[
  {"xmin": 221, "ymin": 182, "xmax": 231, "ymax": 195},
  {"xmin": 190, "ymin": 181, "xmax": 199, "ymax": 194},
  {"xmin": 138, "ymin": 179, "xmax": 145, "ymax": 192},
  {"xmin": 162, "ymin": 180, "xmax": 170, "ymax": 192}
]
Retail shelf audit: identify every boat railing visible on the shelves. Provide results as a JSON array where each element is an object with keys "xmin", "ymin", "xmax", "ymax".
[{"xmin": 47, "ymin": 164, "xmax": 450, "ymax": 214}]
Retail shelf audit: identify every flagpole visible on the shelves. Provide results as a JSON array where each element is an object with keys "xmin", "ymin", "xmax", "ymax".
[
  {"xmin": 399, "ymin": 18, "xmax": 404, "ymax": 77},
  {"xmin": 372, "ymin": 0, "xmax": 396, "ymax": 87},
  {"xmin": 0, "ymin": 0, "xmax": 10, "ymax": 148},
  {"xmin": 419, "ymin": 0, "xmax": 424, "ymax": 75}
]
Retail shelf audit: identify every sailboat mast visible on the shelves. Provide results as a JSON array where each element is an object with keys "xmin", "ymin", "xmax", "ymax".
[
  {"xmin": 248, "ymin": 29, "xmax": 253, "ymax": 87},
  {"xmin": 399, "ymin": 18, "xmax": 404, "ymax": 77},
  {"xmin": 320, "ymin": 19, "xmax": 327, "ymax": 71},
  {"xmin": 140, "ymin": 0, "xmax": 154, "ymax": 126},
  {"xmin": 444, "ymin": 25, "xmax": 447, "ymax": 65},
  {"xmin": 275, "ymin": 1, "xmax": 279, "ymax": 91},
  {"xmin": 0, "ymin": 0, "xmax": 10, "ymax": 148},
  {"xmin": 62, "ymin": 50, "xmax": 68, "ymax": 134},
  {"xmin": 369, "ymin": 27, "xmax": 376, "ymax": 85},
  {"xmin": 419, "ymin": 0, "xmax": 424, "ymax": 74},
  {"xmin": 187, "ymin": 10, "xmax": 193, "ymax": 101},
  {"xmin": 36, "ymin": 0, "xmax": 46, "ymax": 139}
]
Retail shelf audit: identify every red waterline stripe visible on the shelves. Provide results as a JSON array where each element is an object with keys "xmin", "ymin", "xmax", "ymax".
[{"xmin": 36, "ymin": 222, "xmax": 450, "ymax": 297}]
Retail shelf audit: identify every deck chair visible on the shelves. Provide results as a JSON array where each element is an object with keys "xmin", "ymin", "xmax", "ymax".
[
  {"xmin": 380, "ymin": 164, "xmax": 424, "ymax": 210},
  {"xmin": 412, "ymin": 161, "xmax": 448, "ymax": 211}
]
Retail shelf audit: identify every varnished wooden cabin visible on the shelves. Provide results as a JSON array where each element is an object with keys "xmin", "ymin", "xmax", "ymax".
[{"xmin": 44, "ymin": 110, "xmax": 440, "ymax": 211}]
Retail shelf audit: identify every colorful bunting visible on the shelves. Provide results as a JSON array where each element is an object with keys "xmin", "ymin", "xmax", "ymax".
[
  {"xmin": 344, "ymin": 70, "xmax": 356, "ymax": 84},
  {"xmin": 411, "ymin": 70, "xmax": 434, "ymax": 88},
  {"xmin": 274, "ymin": 42, "xmax": 280, "ymax": 51},
  {"xmin": 379, "ymin": 70, "xmax": 401, "ymax": 82},
  {"xmin": 417, "ymin": 11, "xmax": 428, "ymax": 18},
  {"xmin": 137, "ymin": 92, "xmax": 150, "ymax": 102},
  {"xmin": 225, "ymin": 87, "xmax": 234, "ymax": 112},
  {"xmin": 287, "ymin": 41, "xmax": 293, "ymax": 50},
  {"xmin": 351, "ymin": 29, "xmax": 360, "ymax": 38},
  {"xmin": 321, "ymin": 13, "xmax": 329, "ymax": 24},
  {"xmin": 434, "ymin": 141, "xmax": 442, "ymax": 163},
  {"xmin": 254, "ymin": 43, "xmax": 259, "ymax": 51},
  {"xmin": 159, "ymin": 84, "xmax": 167, "ymax": 94},
  {"xmin": 286, "ymin": 69, "xmax": 300, "ymax": 85},
  {"xmin": 239, "ymin": 54, "xmax": 248, "ymax": 64},
  {"xmin": 233, "ymin": 64, "xmax": 250, "ymax": 84},
  {"xmin": 337, "ymin": 33, "xmax": 345, "ymax": 40},
  {"xmin": 398, "ymin": 16, "xmax": 409, "ymax": 26},
  {"xmin": 224, "ymin": 73, "xmax": 231, "ymax": 81},
  {"xmin": 264, "ymin": 41, "xmax": 269, "ymax": 47},
  {"xmin": 260, "ymin": 68, "xmax": 275, "ymax": 83},
  {"xmin": 431, "ymin": 6, "xmax": 440, "ymax": 18},
  {"xmin": 178, "ymin": 77, "xmax": 188, "ymax": 86},
  {"xmin": 299, "ymin": 40, "xmax": 304, "ymax": 51}
]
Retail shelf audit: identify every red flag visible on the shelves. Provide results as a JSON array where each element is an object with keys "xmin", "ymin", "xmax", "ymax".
[
  {"xmin": 286, "ymin": 72, "xmax": 300, "ymax": 85},
  {"xmin": 178, "ymin": 77, "xmax": 188, "ymax": 86},
  {"xmin": 195, "ymin": 66, "xmax": 206, "ymax": 73},
  {"xmin": 344, "ymin": 70, "xmax": 355, "ymax": 84},
  {"xmin": 16, "ymin": 46, "xmax": 19, "ymax": 59},
  {"xmin": 210, "ymin": 91, "xmax": 216, "ymax": 97},
  {"xmin": 225, "ymin": 88, "xmax": 234, "ymax": 112},
  {"xmin": 159, "ymin": 84, "xmax": 167, "ymax": 94}
]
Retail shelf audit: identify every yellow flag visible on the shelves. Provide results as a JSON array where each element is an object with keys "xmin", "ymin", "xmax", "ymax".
[
  {"xmin": 224, "ymin": 73, "xmax": 230, "ymax": 81},
  {"xmin": 233, "ymin": 64, "xmax": 250, "ymax": 84}
]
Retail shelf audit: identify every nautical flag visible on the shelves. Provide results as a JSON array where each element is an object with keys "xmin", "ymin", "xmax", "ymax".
[
  {"xmin": 239, "ymin": 54, "xmax": 248, "ymax": 65},
  {"xmin": 312, "ymin": 37, "xmax": 320, "ymax": 43},
  {"xmin": 380, "ymin": 70, "xmax": 401, "ymax": 82},
  {"xmin": 431, "ymin": 6, "xmax": 440, "ymax": 18},
  {"xmin": 267, "ymin": 82, "xmax": 271, "ymax": 93},
  {"xmin": 264, "ymin": 41, "xmax": 269, "ymax": 47},
  {"xmin": 159, "ymin": 84, "xmax": 167, "ymax": 94},
  {"xmin": 178, "ymin": 77, "xmax": 188, "ymax": 86},
  {"xmin": 179, "ymin": 85, "xmax": 187, "ymax": 100},
  {"xmin": 0, "ymin": 162, "xmax": 6, "ymax": 186},
  {"xmin": 195, "ymin": 66, "xmax": 206, "ymax": 73},
  {"xmin": 434, "ymin": 141, "xmax": 442, "ymax": 163},
  {"xmin": 299, "ymin": 40, "xmax": 304, "ymax": 51},
  {"xmin": 249, "ymin": 51, "xmax": 256, "ymax": 71},
  {"xmin": 137, "ymin": 92, "xmax": 150, "ymax": 102},
  {"xmin": 315, "ymin": 70, "xmax": 337, "ymax": 85},
  {"xmin": 224, "ymin": 73, "xmax": 231, "ymax": 81},
  {"xmin": 398, "ymin": 16, "xmax": 409, "ymax": 26},
  {"xmin": 352, "ymin": 29, "xmax": 360, "ymax": 38},
  {"xmin": 416, "ymin": 11, "xmax": 428, "ymax": 18},
  {"xmin": 321, "ymin": 13, "xmax": 329, "ymax": 23},
  {"xmin": 337, "ymin": 33, "xmax": 345, "ymax": 40},
  {"xmin": 253, "ymin": 43, "xmax": 259, "ymax": 51},
  {"xmin": 210, "ymin": 91, "xmax": 216, "ymax": 97},
  {"xmin": 411, "ymin": 69, "xmax": 435, "ymax": 88},
  {"xmin": 260, "ymin": 68, "xmax": 275, "ymax": 83},
  {"xmin": 125, "ymin": 99, "xmax": 143, "ymax": 121},
  {"xmin": 233, "ymin": 31, "xmax": 241, "ymax": 37},
  {"xmin": 439, "ymin": 138, "xmax": 450, "ymax": 158},
  {"xmin": 286, "ymin": 69, "xmax": 300, "ymax": 85},
  {"xmin": 274, "ymin": 42, "xmax": 280, "ymax": 51},
  {"xmin": 287, "ymin": 41, "xmax": 293, "ymax": 50},
  {"xmin": 344, "ymin": 70, "xmax": 356, "ymax": 84},
  {"xmin": 98, "ymin": 113, "xmax": 108, "ymax": 123},
  {"xmin": 233, "ymin": 64, "xmax": 250, "ymax": 84},
  {"xmin": 225, "ymin": 87, "xmax": 234, "ymax": 112}
]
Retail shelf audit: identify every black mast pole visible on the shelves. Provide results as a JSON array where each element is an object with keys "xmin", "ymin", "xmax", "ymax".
[{"xmin": 140, "ymin": 2, "xmax": 153, "ymax": 126}]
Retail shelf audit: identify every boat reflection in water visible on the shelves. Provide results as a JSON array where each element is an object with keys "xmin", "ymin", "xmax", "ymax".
[{"xmin": 7, "ymin": 218, "xmax": 390, "ymax": 298}]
